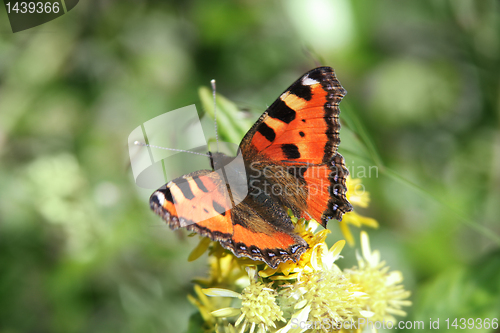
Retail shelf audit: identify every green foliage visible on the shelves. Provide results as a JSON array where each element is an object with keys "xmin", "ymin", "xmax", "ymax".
[
  {"xmin": 0, "ymin": 0, "xmax": 499, "ymax": 332},
  {"xmin": 199, "ymin": 86, "xmax": 252, "ymax": 145},
  {"xmin": 411, "ymin": 251, "xmax": 500, "ymax": 332}
]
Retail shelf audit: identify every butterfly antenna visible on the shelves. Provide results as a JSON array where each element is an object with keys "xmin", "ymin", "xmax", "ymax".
[
  {"xmin": 211, "ymin": 79, "xmax": 220, "ymax": 152},
  {"xmin": 134, "ymin": 141, "xmax": 210, "ymax": 157}
]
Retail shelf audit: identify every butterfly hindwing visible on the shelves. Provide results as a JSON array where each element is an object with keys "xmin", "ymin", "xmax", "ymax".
[
  {"xmin": 246, "ymin": 155, "xmax": 352, "ymax": 229},
  {"xmin": 227, "ymin": 195, "xmax": 308, "ymax": 268},
  {"xmin": 297, "ymin": 153, "xmax": 352, "ymax": 226}
]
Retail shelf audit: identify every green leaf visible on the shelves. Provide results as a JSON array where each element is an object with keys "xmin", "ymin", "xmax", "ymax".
[
  {"xmin": 339, "ymin": 102, "xmax": 383, "ymax": 167},
  {"xmin": 186, "ymin": 312, "xmax": 209, "ymax": 333},
  {"xmin": 198, "ymin": 86, "xmax": 253, "ymax": 146}
]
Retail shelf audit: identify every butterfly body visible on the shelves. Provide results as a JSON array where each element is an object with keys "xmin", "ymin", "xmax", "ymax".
[{"xmin": 149, "ymin": 67, "xmax": 352, "ymax": 268}]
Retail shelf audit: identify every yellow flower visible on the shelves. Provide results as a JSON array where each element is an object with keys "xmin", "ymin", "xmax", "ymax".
[
  {"xmin": 206, "ymin": 267, "xmax": 285, "ymax": 333},
  {"xmin": 340, "ymin": 176, "xmax": 379, "ymax": 246},
  {"xmin": 346, "ymin": 176, "xmax": 371, "ymax": 208},
  {"xmin": 190, "ymin": 238, "xmax": 254, "ymax": 289},
  {"xmin": 259, "ymin": 217, "xmax": 330, "ymax": 280},
  {"xmin": 309, "ymin": 239, "xmax": 346, "ymax": 272},
  {"xmin": 297, "ymin": 273, "xmax": 362, "ymax": 332},
  {"xmin": 344, "ymin": 231, "xmax": 412, "ymax": 329},
  {"xmin": 188, "ymin": 284, "xmax": 233, "ymax": 333},
  {"xmin": 277, "ymin": 241, "xmax": 365, "ymax": 333}
]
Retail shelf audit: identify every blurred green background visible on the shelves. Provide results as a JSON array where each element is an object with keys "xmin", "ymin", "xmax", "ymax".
[{"xmin": 1, "ymin": 0, "xmax": 499, "ymax": 332}]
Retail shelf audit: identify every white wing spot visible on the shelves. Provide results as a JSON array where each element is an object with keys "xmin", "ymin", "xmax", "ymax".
[
  {"xmin": 301, "ymin": 75, "xmax": 318, "ymax": 86},
  {"xmin": 154, "ymin": 191, "xmax": 165, "ymax": 206}
]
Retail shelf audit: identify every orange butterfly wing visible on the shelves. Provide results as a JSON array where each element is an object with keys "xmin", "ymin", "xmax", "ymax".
[
  {"xmin": 300, "ymin": 155, "xmax": 351, "ymax": 225},
  {"xmin": 150, "ymin": 67, "xmax": 351, "ymax": 267},
  {"xmin": 240, "ymin": 67, "xmax": 352, "ymax": 226},
  {"xmin": 241, "ymin": 66, "xmax": 344, "ymax": 164},
  {"xmin": 150, "ymin": 170, "xmax": 233, "ymax": 236},
  {"xmin": 150, "ymin": 169, "xmax": 307, "ymax": 268}
]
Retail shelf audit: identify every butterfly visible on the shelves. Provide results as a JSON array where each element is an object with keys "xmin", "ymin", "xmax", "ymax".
[{"xmin": 149, "ymin": 67, "xmax": 352, "ymax": 268}]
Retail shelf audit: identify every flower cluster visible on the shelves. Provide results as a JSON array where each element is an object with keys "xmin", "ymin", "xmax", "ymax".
[{"xmin": 187, "ymin": 176, "xmax": 411, "ymax": 333}]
